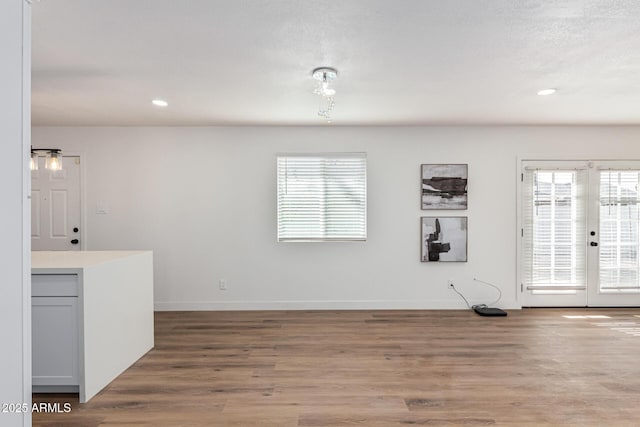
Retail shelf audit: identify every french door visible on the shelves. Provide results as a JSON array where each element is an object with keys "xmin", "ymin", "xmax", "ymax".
[{"xmin": 521, "ymin": 160, "xmax": 640, "ymax": 307}]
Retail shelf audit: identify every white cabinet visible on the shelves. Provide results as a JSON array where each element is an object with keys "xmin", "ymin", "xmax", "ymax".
[
  {"xmin": 32, "ymin": 274, "xmax": 79, "ymax": 391},
  {"xmin": 32, "ymin": 297, "xmax": 79, "ymax": 387}
]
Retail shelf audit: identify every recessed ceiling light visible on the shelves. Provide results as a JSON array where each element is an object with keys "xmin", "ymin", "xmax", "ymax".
[
  {"xmin": 151, "ymin": 99, "xmax": 168, "ymax": 107},
  {"xmin": 537, "ymin": 88, "xmax": 557, "ymax": 96}
]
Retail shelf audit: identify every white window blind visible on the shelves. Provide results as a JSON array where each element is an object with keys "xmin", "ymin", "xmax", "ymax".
[
  {"xmin": 599, "ymin": 170, "xmax": 640, "ymax": 292},
  {"xmin": 277, "ymin": 153, "xmax": 367, "ymax": 242},
  {"xmin": 522, "ymin": 168, "xmax": 587, "ymax": 291}
]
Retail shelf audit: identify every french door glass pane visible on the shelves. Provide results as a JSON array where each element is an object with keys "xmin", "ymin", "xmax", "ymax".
[
  {"xmin": 599, "ymin": 171, "xmax": 640, "ymax": 292},
  {"xmin": 524, "ymin": 170, "xmax": 586, "ymax": 289}
]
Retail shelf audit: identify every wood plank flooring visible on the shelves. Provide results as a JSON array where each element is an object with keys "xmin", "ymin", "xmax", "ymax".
[{"xmin": 33, "ymin": 308, "xmax": 640, "ymax": 426}]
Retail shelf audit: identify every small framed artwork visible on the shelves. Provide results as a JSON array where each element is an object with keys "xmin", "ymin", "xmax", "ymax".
[
  {"xmin": 421, "ymin": 164, "xmax": 468, "ymax": 210},
  {"xmin": 421, "ymin": 217, "xmax": 467, "ymax": 262}
]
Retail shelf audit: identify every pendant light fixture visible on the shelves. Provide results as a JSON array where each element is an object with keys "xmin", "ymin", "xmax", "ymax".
[
  {"xmin": 312, "ymin": 67, "xmax": 338, "ymax": 123},
  {"xmin": 31, "ymin": 148, "xmax": 63, "ymax": 171},
  {"xmin": 30, "ymin": 151, "xmax": 39, "ymax": 171}
]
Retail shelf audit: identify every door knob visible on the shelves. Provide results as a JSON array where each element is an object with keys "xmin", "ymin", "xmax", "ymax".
[
  {"xmin": 70, "ymin": 239, "xmax": 79, "ymax": 244},
  {"xmin": 590, "ymin": 241, "xmax": 598, "ymax": 246}
]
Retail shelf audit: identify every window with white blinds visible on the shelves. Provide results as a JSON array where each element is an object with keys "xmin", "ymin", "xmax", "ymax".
[
  {"xmin": 599, "ymin": 170, "xmax": 640, "ymax": 292},
  {"xmin": 522, "ymin": 168, "xmax": 587, "ymax": 291},
  {"xmin": 277, "ymin": 154, "xmax": 367, "ymax": 242}
]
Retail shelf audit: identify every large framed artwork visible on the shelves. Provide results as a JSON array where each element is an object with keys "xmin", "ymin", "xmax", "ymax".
[
  {"xmin": 421, "ymin": 217, "xmax": 467, "ymax": 262},
  {"xmin": 421, "ymin": 164, "xmax": 468, "ymax": 210}
]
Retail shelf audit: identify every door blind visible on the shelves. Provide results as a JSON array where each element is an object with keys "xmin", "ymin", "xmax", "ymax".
[
  {"xmin": 277, "ymin": 154, "xmax": 367, "ymax": 242},
  {"xmin": 599, "ymin": 170, "xmax": 640, "ymax": 292},
  {"xmin": 523, "ymin": 168, "xmax": 587, "ymax": 292}
]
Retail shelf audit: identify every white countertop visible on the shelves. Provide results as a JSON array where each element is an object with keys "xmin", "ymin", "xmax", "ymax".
[{"xmin": 32, "ymin": 251, "xmax": 150, "ymax": 270}]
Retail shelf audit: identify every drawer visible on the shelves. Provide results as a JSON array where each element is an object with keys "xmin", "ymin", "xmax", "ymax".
[{"xmin": 32, "ymin": 274, "xmax": 79, "ymax": 297}]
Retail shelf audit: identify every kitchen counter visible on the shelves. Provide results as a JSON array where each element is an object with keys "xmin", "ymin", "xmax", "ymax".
[
  {"xmin": 32, "ymin": 250, "xmax": 154, "ymax": 403},
  {"xmin": 32, "ymin": 250, "xmax": 150, "ymax": 270}
]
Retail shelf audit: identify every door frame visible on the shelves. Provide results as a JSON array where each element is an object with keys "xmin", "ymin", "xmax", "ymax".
[{"xmin": 517, "ymin": 157, "xmax": 640, "ymax": 307}]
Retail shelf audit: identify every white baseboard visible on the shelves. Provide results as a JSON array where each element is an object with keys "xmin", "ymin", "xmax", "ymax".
[{"xmin": 154, "ymin": 300, "xmax": 521, "ymax": 311}]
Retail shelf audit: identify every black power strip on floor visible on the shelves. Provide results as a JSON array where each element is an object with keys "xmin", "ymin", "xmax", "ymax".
[{"xmin": 473, "ymin": 306, "xmax": 507, "ymax": 316}]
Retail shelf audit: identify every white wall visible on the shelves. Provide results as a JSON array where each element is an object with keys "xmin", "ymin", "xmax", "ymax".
[
  {"xmin": 1, "ymin": 1, "xmax": 31, "ymax": 426},
  {"xmin": 33, "ymin": 126, "xmax": 640, "ymax": 310}
]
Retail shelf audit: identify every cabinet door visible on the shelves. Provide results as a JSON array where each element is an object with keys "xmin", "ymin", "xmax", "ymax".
[{"xmin": 32, "ymin": 297, "xmax": 79, "ymax": 386}]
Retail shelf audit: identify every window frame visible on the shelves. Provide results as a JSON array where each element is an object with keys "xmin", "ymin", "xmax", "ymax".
[{"xmin": 276, "ymin": 152, "xmax": 367, "ymax": 243}]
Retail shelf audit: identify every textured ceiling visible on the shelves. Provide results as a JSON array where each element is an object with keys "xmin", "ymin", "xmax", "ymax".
[{"xmin": 32, "ymin": 0, "xmax": 640, "ymax": 126}]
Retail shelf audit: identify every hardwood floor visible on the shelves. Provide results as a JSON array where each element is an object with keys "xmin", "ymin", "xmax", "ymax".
[{"xmin": 33, "ymin": 308, "xmax": 640, "ymax": 426}]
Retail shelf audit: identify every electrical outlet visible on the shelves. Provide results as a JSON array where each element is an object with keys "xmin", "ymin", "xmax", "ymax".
[
  {"xmin": 219, "ymin": 279, "xmax": 227, "ymax": 291},
  {"xmin": 447, "ymin": 280, "xmax": 454, "ymax": 289}
]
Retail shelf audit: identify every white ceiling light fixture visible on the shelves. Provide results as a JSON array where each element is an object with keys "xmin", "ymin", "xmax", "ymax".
[
  {"xmin": 312, "ymin": 67, "xmax": 338, "ymax": 123},
  {"xmin": 537, "ymin": 88, "xmax": 557, "ymax": 96},
  {"xmin": 151, "ymin": 99, "xmax": 169, "ymax": 107}
]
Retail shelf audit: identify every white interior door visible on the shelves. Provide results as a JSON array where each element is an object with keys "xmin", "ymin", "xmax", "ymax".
[
  {"xmin": 521, "ymin": 160, "xmax": 640, "ymax": 307},
  {"xmin": 31, "ymin": 156, "xmax": 82, "ymax": 251}
]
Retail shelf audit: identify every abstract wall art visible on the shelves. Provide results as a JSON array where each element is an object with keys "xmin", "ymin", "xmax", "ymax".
[
  {"xmin": 421, "ymin": 216, "xmax": 468, "ymax": 262},
  {"xmin": 421, "ymin": 164, "xmax": 468, "ymax": 210}
]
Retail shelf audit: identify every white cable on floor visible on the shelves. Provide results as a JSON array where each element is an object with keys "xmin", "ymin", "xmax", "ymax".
[
  {"xmin": 450, "ymin": 278, "xmax": 503, "ymax": 310},
  {"xmin": 451, "ymin": 284, "xmax": 472, "ymax": 309},
  {"xmin": 473, "ymin": 277, "xmax": 503, "ymax": 307}
]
